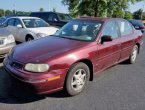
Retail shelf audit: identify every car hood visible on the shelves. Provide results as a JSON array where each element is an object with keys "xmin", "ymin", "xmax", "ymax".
[
  {"xmin": 13, "ymin": 36, "xmax": 89, "ymax": 63},
  {"xmin": 27, "ymin": 27, "xmax": 59, "ymax": 35}
]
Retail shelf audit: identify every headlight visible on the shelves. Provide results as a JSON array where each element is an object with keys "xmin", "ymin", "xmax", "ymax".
[
  {"xmin": 36, "ymin": 33, "xmax": 47, "ymax": 38},
  {"xmin": 25, "ymin": 63, "xmax": 49, "ymax": 73},
  {"xmin": 4, "ymin": 34, "xmax": 15, "ymax": 44}
]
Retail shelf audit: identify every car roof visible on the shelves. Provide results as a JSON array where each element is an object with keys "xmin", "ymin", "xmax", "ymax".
[
  {"xmin": 76, "ymin": 17, "xmax": 124, "ymax": 22},
  {"xmin": 31, "ymin": 11, "xmax": 69, "ymax": 15},
  {"xmin": 7, "ymin": 16, "xmax": 40, "ymax": 19}
]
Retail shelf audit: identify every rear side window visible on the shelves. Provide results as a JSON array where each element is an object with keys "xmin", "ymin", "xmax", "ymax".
[
  {"xmin": 118, "ymin": 20, "xmax": 133, "ymax": 36},
  {"xmin": 101, "ymin": 21, "xmax": 119, "ymax": 39},
  {"xmin": 7, "ymin": 19, "xmax": 15, "ymax": 26}
]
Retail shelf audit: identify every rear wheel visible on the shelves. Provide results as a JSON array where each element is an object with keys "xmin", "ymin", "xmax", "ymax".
[
  {"xmin": 129, "ymin": 45, "xmax": 138, "ymax": 64},
  {"xmin": 65, "ymin": 62, "xmax": 90, "ymax": 96}
]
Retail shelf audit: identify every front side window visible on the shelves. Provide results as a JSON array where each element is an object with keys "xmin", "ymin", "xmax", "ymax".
[
  {"xmin": 22, "ymin": 19, "xmax": 49, "ymax": 28},
  {"xmin": 48, "ymin": 14, "xmax": 58, "ymax": 21},
  {"xmin": 14, "ymin": 19, "xmax": 22, "ymax": 26},
  {"xmin": 118, "ymin": 20, "xmax": 133, "ymax": 36},
  {"xmin": 101, "ymin": 21, "xmax": 119, "ymax": 39},
  {"xmin": 55, "ymin": 20, "xmax": 103, "ymax": 41}
]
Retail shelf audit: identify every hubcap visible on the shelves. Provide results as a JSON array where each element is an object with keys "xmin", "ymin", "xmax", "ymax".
[
  {"xmin": 71, "ymin": 69, "xmax": 87, "ymax": 91},
  {"xmin": 131, "ymin": 47, "xmax": 137, "ymax": 62}
]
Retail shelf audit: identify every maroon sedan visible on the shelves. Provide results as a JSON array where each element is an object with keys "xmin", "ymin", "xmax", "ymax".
[{"xmin": 3, "ymin": 18, "xmax": 143, "ymax": 96}]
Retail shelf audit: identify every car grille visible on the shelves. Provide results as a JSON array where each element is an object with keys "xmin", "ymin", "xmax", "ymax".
[{"xmin": 9, "ymin": 60, "xmax": 23, "ymax": 70}]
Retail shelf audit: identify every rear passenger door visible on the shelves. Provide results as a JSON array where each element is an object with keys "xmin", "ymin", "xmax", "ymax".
[
  {"xmin": 96, "ymin": 20, "xmax": 121, "ymax": 71},
  {"xmin": 117, "ymin": 20, "xmax": 135, "ymax": 61}
]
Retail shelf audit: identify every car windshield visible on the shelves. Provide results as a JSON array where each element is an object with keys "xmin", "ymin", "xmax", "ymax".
[
  {"xmin": 54, "ymin": 20, "xmax": 103, "ymax": 42},
  {"xmin": 22, "ymin": 18, "xmax": 49, "ymax": 28},
  {"xmin": 57, "ymin": 13, "xmax": 72, "ymax": 21}
]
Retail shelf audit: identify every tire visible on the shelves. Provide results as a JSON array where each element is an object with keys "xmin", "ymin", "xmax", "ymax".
[
  {"xmin": 128, "ymin": 45, "xmax": 138, "ymax": 64},
  {"xmin": 65, "ymin": 62, "xmax": 90, "ymax": 96},
  {"xmin": 26, "ymin": 35, "xmax": 34, "ymax": 42}
]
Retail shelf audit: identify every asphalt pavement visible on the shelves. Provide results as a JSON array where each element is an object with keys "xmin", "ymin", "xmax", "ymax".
[{"xmin": 0, "ymin": 33, "xmax": 145, "ymax": 110}]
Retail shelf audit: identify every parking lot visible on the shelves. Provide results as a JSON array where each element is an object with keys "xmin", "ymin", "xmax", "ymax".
[{"xmin": 0, "ymin": 32, "xmax": 144, "ymax": 110}]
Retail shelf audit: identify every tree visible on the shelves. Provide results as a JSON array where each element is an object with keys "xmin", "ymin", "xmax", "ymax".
[
  {"xmin": 0, "ymin": 8, "xmax": 30, "ymax": 17},
  {"xmin": 124, "ymin": 11, "xmax": 133, "ymax": 19},
  {"xmin": 0, "ymin": 9, "xmax": 4, "ymax": 17},
  {"xmin": 133, "ymin": 9, "xmax": 143, "ymax": 19},
  {"xmin": 39, "ymin": 8, "xmax": 44, "ymax": 12},
  {"xmin": 5, "ymin": 10, "xmax": 12, "ymax": 16},
  {"xmin": 142, "ymin": 12, "xmax": 145, "ymax": 20},
  {"xmin": 62, "ymin": 0, "xmax": 107, "ymax": 17},
  {"xmin": 62, "ymin": 0, "xmax": 144, "ymax": 18}
]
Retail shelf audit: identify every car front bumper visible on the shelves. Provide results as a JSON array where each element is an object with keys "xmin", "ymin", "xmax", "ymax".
[
  {"xmin": 0, "ymin": 42, "xmax": 16, "ymax": 58},
  {"xmin": 3, "ymin": 57, "xmax": 68, "ymax": 94}
]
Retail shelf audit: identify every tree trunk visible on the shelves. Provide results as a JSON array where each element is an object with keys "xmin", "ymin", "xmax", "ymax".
[{"xmin": 94, "ymin": 0, "xmax": 99, "ymax": 17}]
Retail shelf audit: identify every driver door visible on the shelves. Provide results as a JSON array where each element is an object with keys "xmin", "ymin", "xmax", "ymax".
[
  {"xmin": 13, "ymin": 18, "xmax": 25, "ymax": 42},
  {"xmin": 96, "ymin": 20, "xmax": 121, "ymax": 72}
]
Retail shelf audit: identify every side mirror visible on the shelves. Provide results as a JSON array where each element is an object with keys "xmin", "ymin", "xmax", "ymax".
[
  {"xmin": 17, "ymin": 24, "xmax": 22, "ymax": 28},
  {"xmin": 54, "ymin": 18, "xmax": 58, "ymax": 22},
  {"xmin": 101, "ymin": 35, "xmax": 113, "ymax": 43}
]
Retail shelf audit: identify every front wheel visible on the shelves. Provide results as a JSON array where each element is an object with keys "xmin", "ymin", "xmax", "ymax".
[
  {"xmin": 26, "ymin": 36, "xmax": 34, "ymax": 42},
  {"xmin": 65, "ymin": 62, "xmax": 90, "ymax": 96},
  {"xmin": 129, "ymin": 45, "xmax": 138, "ymax": 64},
  {"xmin": 65, "ymin": 63, "xmax": 90, "ymax": 96}
]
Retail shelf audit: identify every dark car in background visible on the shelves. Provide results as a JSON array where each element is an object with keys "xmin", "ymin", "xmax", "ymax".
[
  {"xmin": 3, "ymin": 18, "xmax": 143, "ymax": 96},
  {"xmin": 128, "ymin": 19, "xmax": 145, "ymax": 33},
  {"xmin": 30, "ymin": 12, "xmax": 72, "ymax": 27}
]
